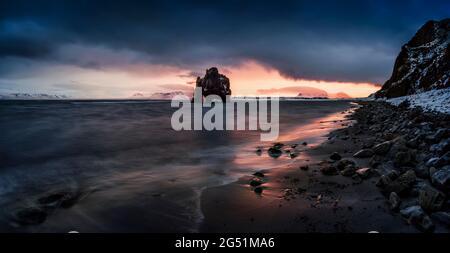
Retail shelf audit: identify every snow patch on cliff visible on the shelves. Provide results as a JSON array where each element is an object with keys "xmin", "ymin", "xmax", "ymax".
[{"xmin": 386, "ymin": 87, "xmax": 450, "ymax": 114}]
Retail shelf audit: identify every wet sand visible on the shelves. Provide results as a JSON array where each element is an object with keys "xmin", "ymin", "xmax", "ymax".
[{"xmin": 200, "ymin": 105, "xmax": 418, "ymax": 233}]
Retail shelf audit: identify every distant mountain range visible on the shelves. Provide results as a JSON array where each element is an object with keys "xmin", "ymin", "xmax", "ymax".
[
  {"xmin": 131, "ymin": 89, "xmax": 352, "ymax": 100},
  {"xmin": 375, "ymin": 18, "xmax": 449, "ymax": 98},
  {"xmin": 258, "ymin": 86, "xmax": 351, "ymax": 98},
  {"xmin": 131, "ymin": 91, "xmax": 186, "ymax": 100},
  {"xmin": 296, "ymin": 92, "xmax": 351, "ymax": 99},
  {"xmin": 0, "ymin": 93, "xmax": 69, "ymax": 100}
]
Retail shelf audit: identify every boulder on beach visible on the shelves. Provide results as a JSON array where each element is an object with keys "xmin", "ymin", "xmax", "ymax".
[
  {"xmin": 373, "ymin": 141, "xmax": 392, "ymax": 155},
  {"xmin": 268, "ymin": 147, "xmax": 282, "ymax": 158},
  {"xmin": 340, "ymin": 166, "xmax": 356, "ymax": 177},
  {"xmin": 400, "ymin": 205, "xmax": 435, "ymax": 232},
  {"xmin": 378, "ymin": 170, "xmax": 416, "ymax": 196},
  {"xmin": 389, "ymin": 192, "xmax": 401, "ymax": 211},
  {"xmin": 414, "ymin": 165, "xmax": 430, "ymax": 179},
  {"xmin": 376, "ymin": 171, "xmax": 399, "ymax": 188},
  {"xmin": 330, "ymin": 152, "xmax": 342, "ymax": 161},
  {"xmin": 268, "ymin": 143, "xmax": 284, "ymax": 158},
  {"xmin": 355, "ymin": 168, "xmax": 372, "ymax": 179},
  {"xmin": 394, "ymin": 151, "xmax": 414, "ymax": 166},
  {"xmin": 256, "ymin": 147, "xmax": 263, "ymax": 156},
  {"xmin": 336, "ymin": 159, "xmax": 356, "ymax": 170},
  {"xmin": 430, "ymin": 138, "xmax": 450, "ymax": 155},
  {"xmin": 418, "ymin": 185, "xmax": 445, "ymax": 211},
  {"xmin": 353, "ymin": 149, "xmax": 374, "ymax": 158},
  {"xmin": 431, "ymin": 165, "xmax": 450, "ymax": 191},
  {"xmin": 436, "ymin": 151, "xmax": 450, "ymax": 167}
]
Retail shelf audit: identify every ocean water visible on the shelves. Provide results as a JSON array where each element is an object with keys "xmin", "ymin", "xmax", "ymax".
[{"xmin": 0, "ymin": 100, "xmax": 353, "ymax": 232}]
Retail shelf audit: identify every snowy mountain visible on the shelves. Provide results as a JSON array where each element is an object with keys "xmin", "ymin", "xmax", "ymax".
[
  {"xmin": 375, "ymin": 18, "xmax": 449, "ymax": 98},
  {"xmin": 0, "ymin": 93, "xmax": 69, "ymax": 100},
  {"xmin": 257, "ymin": 86, "xmax": 350, "ymax": 99},
  {"xmin": 131, "ymin": 91, "xmax": 186, "ymax": 100}
]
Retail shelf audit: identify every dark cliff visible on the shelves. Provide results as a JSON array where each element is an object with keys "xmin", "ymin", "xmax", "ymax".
[{"xmin": 375, "ymin": 19, "xmax": 449, "ymax": 98}]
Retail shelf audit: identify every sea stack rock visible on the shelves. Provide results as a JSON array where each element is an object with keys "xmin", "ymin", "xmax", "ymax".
[
  {"xmin": 196, "ymin": 67, "xmax": 232, "ymax": 102},
  {"xmin": 375, "ymin": 19, "xmax": 449, "ymax": 98}
]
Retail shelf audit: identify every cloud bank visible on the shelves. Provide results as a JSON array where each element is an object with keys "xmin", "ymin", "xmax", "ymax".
[{"xmin": 0, "ymin": 0, "xmax": 449, "ymax": 95}]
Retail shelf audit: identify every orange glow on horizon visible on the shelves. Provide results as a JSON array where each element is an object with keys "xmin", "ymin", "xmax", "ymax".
[
  {"xmin": 224, "ymin": 61, "xmax": 380, "ymax": 98},
  {"xmin": 27, "ymin": 60, "xmax": 381, "ymax": 98}
]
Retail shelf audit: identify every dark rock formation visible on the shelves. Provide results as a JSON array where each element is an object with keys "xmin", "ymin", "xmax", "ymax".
[
  {"xmin": 373, "ymin": 141, "xmax": 392, "ymax": 155},
  {"xmin": 375, "ymin": 19, "xmax": 449, "ymax": 98},
  {"xmin": 330, "ymin": 152, "xmax": 342, "ymax": 161},
  {"xmin": 400, "ymin": 205, "xmax": 435, "ymax": 232},
  {"xmin": 353, "ymin": 148, "xmax": 374, "ymax": 158},
  {"xmin": 196, "ymin": 67, "xmax": 231, "ymax": 102},
  {"xmin": 418, "ymin": 185, "xmax": 445, "ymax": 212},
  {"xmin": 389, "ymin": 192, "xmax": 401, "ymax": 210}
]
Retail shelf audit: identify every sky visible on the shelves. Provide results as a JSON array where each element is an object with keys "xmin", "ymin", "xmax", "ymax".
[{"xmin": 0, "ymin": 0, "xmax": 449, "ymax": 98}]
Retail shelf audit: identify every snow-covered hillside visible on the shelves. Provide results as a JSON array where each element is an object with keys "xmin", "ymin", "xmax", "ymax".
[{"xmin": 386, "ymin": 87, "xmax": 450, "ymax": 114}]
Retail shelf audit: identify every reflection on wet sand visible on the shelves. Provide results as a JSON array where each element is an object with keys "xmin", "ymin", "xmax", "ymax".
[{"xmin": 232, "ymin": 106, "xmax": 356, "ymax": 178}]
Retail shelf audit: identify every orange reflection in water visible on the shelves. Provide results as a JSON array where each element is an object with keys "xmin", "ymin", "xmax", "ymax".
[{"xmin": 231, "ymin": 104, "xmax": 357, "ymax": 177}]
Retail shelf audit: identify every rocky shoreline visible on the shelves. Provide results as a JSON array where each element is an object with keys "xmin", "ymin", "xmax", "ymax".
[
  {"xmin": 327, "ymin": 101, "xmax": 450, "ymax": 232},
  {"xmin": 201, "ymin": 100, "xmax": 450, "ymax": 233},
  {"xmin": 5, "ymin": 100, "xmax": 450, "ymax": 233},
  {"xmin": 202, "ymin": 17, "xmax": 450, "ymax": 233}
]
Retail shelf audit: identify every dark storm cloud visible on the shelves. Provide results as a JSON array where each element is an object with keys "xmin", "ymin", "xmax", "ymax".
[{"xmin": 0, "ymin": 0, "xmax": 449, "ymax": 83}]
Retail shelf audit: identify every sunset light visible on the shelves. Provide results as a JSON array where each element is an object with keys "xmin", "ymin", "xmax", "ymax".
[{"xmin": 1, "ymin": 0, "xmax": 449, "ymax": 242}]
